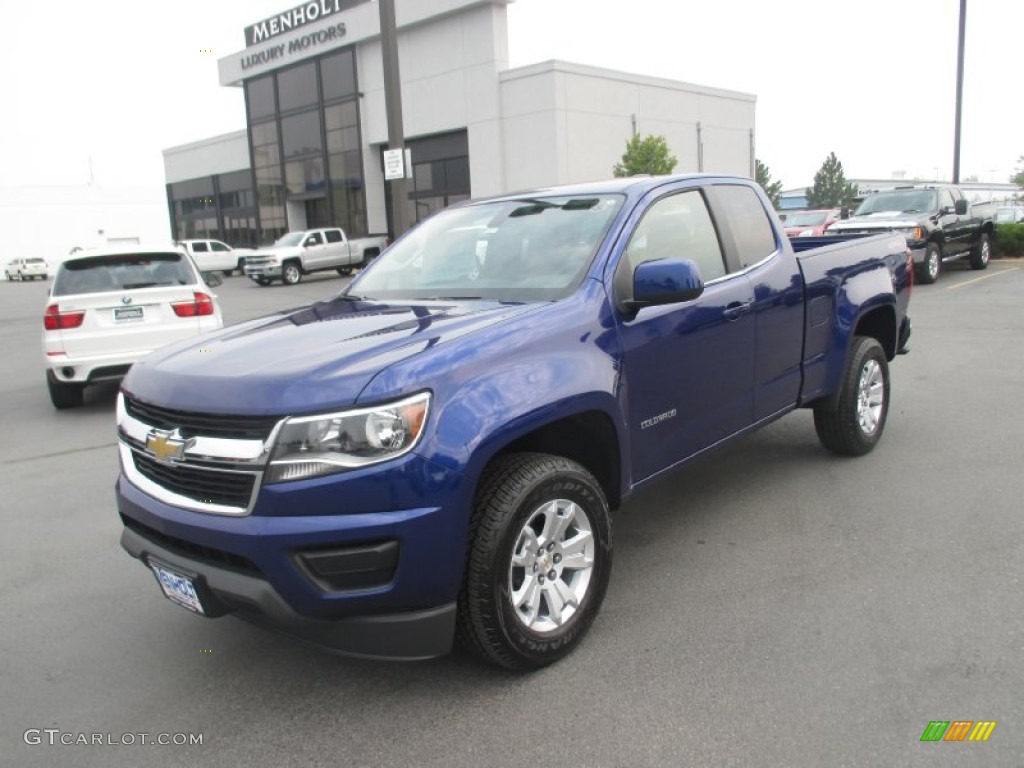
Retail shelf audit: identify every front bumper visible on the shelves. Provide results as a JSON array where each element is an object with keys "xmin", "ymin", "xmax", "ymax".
[
  {"xmin": 115, "ymin": 450, "xmax": 470, "ymax": 659},
  {"xmin": 120, "ymin": 523, "xmax": 456, "ymax": 659},
  {"xmin": 245, "ymin": 264, "xmax": 282, "ymax": 279},
  {"xmin": 908, "ymin": 245, "xmax": 928, "ymax": 265}
]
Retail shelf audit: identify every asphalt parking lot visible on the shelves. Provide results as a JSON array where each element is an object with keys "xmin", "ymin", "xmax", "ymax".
[{"xmin": 2, "ymin": 261, "xmax": 1023, "ymax": 767}]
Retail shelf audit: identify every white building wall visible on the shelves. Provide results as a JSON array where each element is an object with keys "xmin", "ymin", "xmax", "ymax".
[
  {"xmin": 498, "ymin": 61, "xmax": 756, "ymax": 191},
  {"xmin": 163, "ymin": 131, "xmax": 251, "ymax": 184}
]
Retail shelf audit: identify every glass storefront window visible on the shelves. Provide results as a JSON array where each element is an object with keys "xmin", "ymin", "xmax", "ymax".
[
  {"xmin": 246, "ymin": 77, "xmax": 275, "ymax": 121},
  {"xmin": 277, "ymin": 62, "xmax": 318, "ymax": 113},
  {"xmin": 285, "ymin": 157, "xmax": 327, "ymax": 194},
  {"xmin": 281, "ymin": 110, "xmax": 322, "ymax": 158},
  {"xmin": 320, "ymin": 50, "xmax": 356, "ymax": 102}
]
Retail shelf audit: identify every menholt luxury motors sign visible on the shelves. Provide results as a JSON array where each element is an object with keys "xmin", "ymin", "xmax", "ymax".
[{"xmin": 244, "ymin": 0, "xmax": 368, "ymax": 47}]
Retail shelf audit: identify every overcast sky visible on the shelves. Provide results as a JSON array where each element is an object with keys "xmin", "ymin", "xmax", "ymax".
[{"xmin": 1, "ymin": 0, "xmax": 1020, "ymax": 192}]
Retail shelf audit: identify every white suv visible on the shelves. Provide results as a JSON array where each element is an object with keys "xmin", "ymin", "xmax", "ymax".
[
  {"xmin": 43, "ymin": 246, "xmax": 224, "ymax": 409},
  {"xmin": 6, "ymin": 257, "xmax": 48, "ymax": 281}
]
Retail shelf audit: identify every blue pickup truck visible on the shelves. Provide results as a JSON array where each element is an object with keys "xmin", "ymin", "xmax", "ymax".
[{"xmin": 116, "ymin": 175, "xmax": 911, "ymax": 670}]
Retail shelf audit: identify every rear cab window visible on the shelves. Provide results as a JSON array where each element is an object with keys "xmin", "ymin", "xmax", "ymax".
[
  {"xmin": 707, "ymin": 184, "xmax": 778, "ymax": 270},
  {"xmin": 324, "ymin": 230, "xmax": 343, "ymax": 244}
]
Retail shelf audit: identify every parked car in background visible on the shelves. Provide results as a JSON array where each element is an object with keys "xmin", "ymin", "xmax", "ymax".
[
  {"xmin": 994, "ymin": 206, "xmax": 1024, "ymax": 224},
  {"xmin": 783, "ymin": 209, "xmax": 841, "ymax": 237},
  {"xmin": 178, "ymin": 239, "xmax": 248, "ymax": 276},
  {"xmin": 244, "ymin": 228, "xmax": 389, "ymax": 286},
  {"xmin": 828, "ymin": 184, "xmax": 995, "ymax": 284},
  {"xmin": 6, "ymin": 257, "xmax": 49, "ymax": 281},
  {"xmin": 43, "ymin": 246, "xmax": 224, "ymax": 409}
]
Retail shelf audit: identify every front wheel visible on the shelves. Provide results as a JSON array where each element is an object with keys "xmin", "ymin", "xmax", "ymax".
[
  {"xmin": 254, "ymin": 277, "xmax": 272, "ymax": 287},
  {"xmin": 457, "ymin": 453, "xmax": 613, "ymax": 670},
  {"xmin": 918, "ymin": 242, "xmax": 941, "ymax": 284},
  {"xmin": 336, "ymin": 266, "xmax": 353, "ymax": 276},
  {"xmin": 813, "ymin": 336, "xmax": 890, "ymax": 456},
  {"xmin": 969, "ymin": 232, "xmax": 991, "ymax": 271},
  {"xmin": 281, "ymin": 262, "xmax": 302, "ymax": 285}
]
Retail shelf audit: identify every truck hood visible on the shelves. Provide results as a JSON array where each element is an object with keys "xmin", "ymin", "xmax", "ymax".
[
  {"xmin": 122, "ymin": 297, "xmax": 541, "ymax": 415},
  {"xmin": 247, "ymin": 245, "xmax": 302, "ymax": 258},
  {"xmin": 832, "ymin": 212, "xmax": 928, "ymax": 228}
]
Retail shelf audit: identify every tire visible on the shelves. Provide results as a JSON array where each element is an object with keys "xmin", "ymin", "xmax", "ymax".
[
  {"xmin": 336, "ymin": 266, "xmax": 353, "ymax": 276},
  {"xmin": 237, "ymin": 257, "xmax": 246, "ymax": 274},
  {"xmin": 918, "ymin": 242, "xmax": 941, "ymax": 284},
  {"xmin": 282, "ymin": 261, "xmax": 302, "ymax": 285},
  {"xmin": 457, "ymin": 453, "xmax": 613, "ymax": 670},
  {"xmin": 255, "ymin": 277, "xmax": 272, "ymax": 287},
  {"xmin": 47, "ymin": 371, "xmax": 84, "ymax": 409},
  {"xmin": 969, "ymin": 232, "xmax": 991, "ymax": 271},
  {"xmin": 361, "ymin": 249, "xmax": 380, "ymax": 267},
  {"xmin": 223, "ymin": 269, "xmax": 234, "ymax": 277},
  {"xmin": 813, "ymin": 336, "xmax": 890, "ymax": 456}
]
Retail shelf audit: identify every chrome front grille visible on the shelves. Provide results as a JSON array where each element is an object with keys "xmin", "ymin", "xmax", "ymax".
[
  {"xmin": 117, "ymin": 393, "xmax": 280, "ymax": 516},
  {"xmin": 132, "ymin": 451, "xmax": 257, "ymax": 508}
]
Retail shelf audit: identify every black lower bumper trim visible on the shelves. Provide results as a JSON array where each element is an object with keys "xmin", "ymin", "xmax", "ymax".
[{"xmin": 120, "ymin": 525, "xmax": 455, "ymax": 660}]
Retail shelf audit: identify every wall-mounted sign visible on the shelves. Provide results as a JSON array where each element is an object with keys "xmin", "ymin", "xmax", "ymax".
[
  {"xmin": 244, "ymin": 0, "xmax": 368, "ymax": 47},
  {"xmin": 383, "ymin": 149, "xmax": 406, "ymax": 181}
]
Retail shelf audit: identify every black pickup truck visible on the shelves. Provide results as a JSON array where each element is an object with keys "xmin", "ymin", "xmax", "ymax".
[{"xmin": 828, "ymin": 184, "xmax": 995, "ymax": 284}]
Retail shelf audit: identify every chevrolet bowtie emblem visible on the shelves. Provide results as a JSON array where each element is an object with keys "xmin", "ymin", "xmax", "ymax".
[{"xmin": 145, "ymin": 429, "xmax": 192, "ymax": 463}]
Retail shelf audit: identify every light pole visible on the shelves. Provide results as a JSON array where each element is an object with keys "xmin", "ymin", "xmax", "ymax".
[
  {"xmin": 952, "ymin": 0, "xmax": 966, "ymax": 184},
  {"xmin": 379, "ymin": 0, "xmax": 411, "ymax": 239}
]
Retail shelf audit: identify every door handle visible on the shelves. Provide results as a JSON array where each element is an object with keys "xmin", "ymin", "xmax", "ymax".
[{"xmin": 723, "ymin": 301, "xmax": 751, "ymax": 321}]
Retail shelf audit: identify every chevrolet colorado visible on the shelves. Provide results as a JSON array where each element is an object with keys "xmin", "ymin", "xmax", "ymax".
[{"xmin": 116, "ymin": 174, "xmax": 912, "ymax": 669}]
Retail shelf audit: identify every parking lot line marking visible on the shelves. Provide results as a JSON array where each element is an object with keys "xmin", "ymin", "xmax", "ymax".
[{"xmin": 946, "ymin": 267, "xmax": 1020, "ymax": 291}]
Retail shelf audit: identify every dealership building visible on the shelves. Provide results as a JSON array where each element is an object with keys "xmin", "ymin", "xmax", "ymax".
[{"xmin": 163, "ymin": 0, "xmax": 757, "ymax": 246}]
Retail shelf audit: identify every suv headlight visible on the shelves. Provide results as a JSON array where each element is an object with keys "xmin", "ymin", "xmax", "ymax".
[{"xmin": 265, "ymin": 392, "xmax": 431, "ymax": 483}]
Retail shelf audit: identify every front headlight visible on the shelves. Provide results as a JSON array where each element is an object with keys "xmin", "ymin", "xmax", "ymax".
[
  {"xmin": 265, "ymin": 392, "xmax": 430, "ymax": 483},
  {"xmin": 898, "ymin": 226, "xmax": 922, "ymax": 241}
]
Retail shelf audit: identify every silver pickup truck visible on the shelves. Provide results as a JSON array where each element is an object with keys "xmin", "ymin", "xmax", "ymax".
[{"xmin": 244, "ymin": 228, "xmax": 389, "ymax": 286}]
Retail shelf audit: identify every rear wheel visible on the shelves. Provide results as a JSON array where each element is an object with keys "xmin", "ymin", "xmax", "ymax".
[
  {"xmin": 336, "ymin": 266, "xmax": 353, "ymax": 276},
  {"xmin": 457, "ymin": 453, "xmax": 613, "ymax": 670},
  {"xmin": 813, "ymin": 336, "xmax": 889, "ymax": 456},
  {"xmin": 918, "ymin": 242, "xmax": 941, "ymax": 284},
  {"xmin": 969, "ymin": 232, "xmax": 991, "ymax": 271},
  {"xmin": 282, "ymin": 261, "xmax": 302, "ymax": 285},
  {"xmin": 361, "ymin": 249, "xmax": 380, "ymax": 267},
  {"xmin": 47, "ymin": 371, "xmax": 84, "ymax": 409}
]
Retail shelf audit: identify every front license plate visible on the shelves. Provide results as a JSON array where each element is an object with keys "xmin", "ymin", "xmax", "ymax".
[
  {"xmin": 149, "ymin": 562, "xmax": 205, "ymax": 614},
  {"xmin": 115, "ymin": 306, "xmax": 144, "ymax": 321}
]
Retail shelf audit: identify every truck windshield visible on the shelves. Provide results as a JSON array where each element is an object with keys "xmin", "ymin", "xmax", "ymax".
[
  {"xmin": 274, "ymin": 233, "xmax": 304, "ymax": 247},
  {"xmin": 346, "ymin": 195, "xmax": 624, "ymax": 303},
  {"xmin": 855, "ymin": 190, "xmax": 937, "ymax": 215}
]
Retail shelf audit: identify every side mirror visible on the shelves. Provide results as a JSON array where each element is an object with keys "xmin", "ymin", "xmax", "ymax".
[
  {"xmin": 202, "ymin": 271, "xmax": 223, "ymax": 287},
  {"xmin": 840, "ymin": 207, "xmax": 851, "ymax": 220},
  {"xmin": 954, "ymin": 199, "xmax": 969, "ymax": 215},
  {"xmin": 625, "ymin": 258, "xmax": 704, "ymax": 311}
]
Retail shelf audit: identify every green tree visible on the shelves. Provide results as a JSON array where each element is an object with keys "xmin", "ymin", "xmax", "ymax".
[
  {"xmin": 806, "ymin": 152, "xmax": 859, "ymax": 208},
  {"xmin": 613, "ymin": 134, "xmax": 678, "ymax": 177},
  {"xmin": 1011, "ymin": 155, "xmax": 1024, "ymax": 193},
  {"xmin": 755, "ymin": 159, "xmax": 783, "ymax": 209}
]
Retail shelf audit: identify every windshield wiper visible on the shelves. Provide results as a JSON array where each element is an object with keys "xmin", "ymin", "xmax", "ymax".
[{"xmin": 509, "ymin": 198, "xmax": 600, "ymax": 217}]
